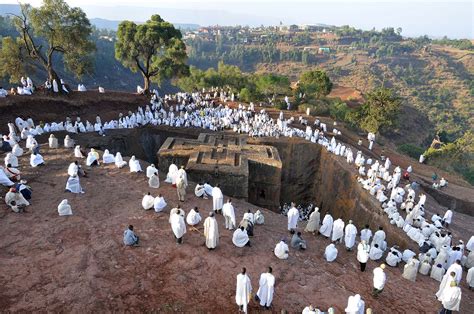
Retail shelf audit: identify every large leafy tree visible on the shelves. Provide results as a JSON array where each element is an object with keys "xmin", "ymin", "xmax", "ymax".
[
  {"xmin": 298, "ymin": 69, "xmax": 333, "ymax": 99},
  {"xmin": 115, "ymin": 15, "xmax": 189, "ymax": 92},
  {"xmin": 254, "ymin": 73, "xmax": 290, "ymax": 99},
  {"xmin": 0, "ymin": 0, "xmax": 94, "ymax": 84},
  {"xmin": 349, "ymin": 87, "xmax": 402, "ymax": 133}
]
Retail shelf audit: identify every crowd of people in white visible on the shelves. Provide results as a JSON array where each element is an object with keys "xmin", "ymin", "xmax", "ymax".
[{"xmin": 1, "ymin": 86, "xmax": 472, "ymax": 313}]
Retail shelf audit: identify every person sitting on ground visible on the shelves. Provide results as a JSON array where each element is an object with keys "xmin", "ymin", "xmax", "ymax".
[
  {"xmin": 254, "ymin": 210, "xmax": 265, "ymax": 225},
  {"xmin": 65, "ymin": 175, "xmax": 84, "ymax": 194},
  {"xmin": 324, "ymin": 243, "xmax": 338, "ymax": 262},
  {"xmin": 195, "ymin": 182, "xmax": 210, "ymax": 199},
  {"xmin": 123, "ymin": 225, "xmax": 139, "ymax": 246},
  {"xmin": 102, "ymin": 149, "xmax": 115, "ymax": 164},
  {"xmin": 30, "ymin": 152, "xmax": 44, "ymax": 167},
  {"xmin": 142, "ymin": 192, "xmax": 154, "ymax": 210},
  {"xmin": 5, "ymin": 187, "xmax": 30, "ymax": 213},
  {"xmin": 290, "ymin": 230, "xmax": 307, "ymax": 250},
  {"xmin": 233, "ymin": 226, "xmax": 251, "ymax": 247},
  {"xmin": 64, "ymin": 135, "xmax": 74, "ymax": 148},
  {"xmin": 186, "ymin": 207, "xmax": 202, "ymax": 226},
  {"xmin": 57, "ymin": 199, "xmax": 73, "ymax": 216},
  {"xmin": 15, "ymin": 180, "xmax": 32, "ymax": 200},
  {"xmin": 149, "ymin": 171, "xmax": 160, "ymax": 188},
  {"xmin": 274, "ymin": 238, "xmax": 289, "ymax": 259},
  {"xmin": 48, "ymin": 134, "xmax": 58, "ymax": 149},
  {"xmin": 153, "ymin": 194, "xmax": 167, "ymax": 212}
]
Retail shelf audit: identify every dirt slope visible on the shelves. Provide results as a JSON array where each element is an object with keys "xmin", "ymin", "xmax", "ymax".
[{"xmin": 1, "ymin": 146, "xmax": 473, "ymax": 312}]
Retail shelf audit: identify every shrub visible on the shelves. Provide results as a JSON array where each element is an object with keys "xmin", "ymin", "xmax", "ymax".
[{"xmin": 397, "ymin": 143, "xmax": 425, "ymax": 159}]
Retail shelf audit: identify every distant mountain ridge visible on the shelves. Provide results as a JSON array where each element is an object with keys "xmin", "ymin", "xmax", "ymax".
[{"xmin": 0, "ymin": 4, "xmax": 199, "ymax": 31}]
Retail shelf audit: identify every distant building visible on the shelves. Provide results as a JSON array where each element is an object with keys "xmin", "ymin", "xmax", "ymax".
[{"xmin": 318, "ymin": 47, "xmax": 331, "ymax": 54}]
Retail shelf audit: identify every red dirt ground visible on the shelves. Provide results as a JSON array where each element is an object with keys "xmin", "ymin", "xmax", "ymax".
[{"xmin": 0, "ymin": 146, "xmax": 473, "ymax": 313}]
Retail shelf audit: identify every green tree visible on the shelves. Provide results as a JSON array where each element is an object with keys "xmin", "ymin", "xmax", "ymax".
[
  {"xmin": 350, "ymin": 87, "xmax": 402, "ymax": 133},
  {"xmin": 1, "ymin": 0, "xmax": 95, "ymax": 83},
  {"xmin": 115, "ymin": 15, "xmax": 189, "ymax": 92},
  {"xmin": 254, "ymin": 73, "xmax": 290, "ymax": 99},
  {"xmin": 298, "ymin": 69, "xmax": 333, "ymax": 99}
]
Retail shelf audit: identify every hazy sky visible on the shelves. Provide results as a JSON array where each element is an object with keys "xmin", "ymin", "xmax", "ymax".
[{"xmin": 2, "ymin": 0, "xmax": 472, "ymax": 38}]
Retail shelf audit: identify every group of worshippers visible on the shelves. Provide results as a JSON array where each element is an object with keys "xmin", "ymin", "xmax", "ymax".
[
  {"xmin": 235, "ymin": 267, "xmax": 275, "ymax": 313},
  {"xmin": 3, "ymin": 87, "xmax": 472, "ymax": 312}
]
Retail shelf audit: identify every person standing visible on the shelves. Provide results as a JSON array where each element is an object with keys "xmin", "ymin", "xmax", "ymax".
[
  {"xmin": 357, "ymin": 240, "xmax": 370, "ymax": 272},
  {"xmin": 204, "ymin": 212, "xmax": 219, "ymax": 250},
  {"xmin": 235, "ymin": 267, "xmax": 252, "ymax": 313},
  {"xmin": 256, "ymin": 267, "xmax": 275, "ymax": 310},
  {"xmin": 372, "ymin": 264, "xmax": 386, "ymax": 297}
]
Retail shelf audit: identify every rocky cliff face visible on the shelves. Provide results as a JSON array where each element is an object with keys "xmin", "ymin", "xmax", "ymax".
[{"xmin": 251, "ymin": 137, "xmax": 413, "ymax": 248}]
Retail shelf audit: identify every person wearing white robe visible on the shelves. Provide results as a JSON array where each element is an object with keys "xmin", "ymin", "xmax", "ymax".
[
  {"xmin": 204, "ymin": 212, "xmax": 219, "ymax": 249},
  {"xmin": 287, "ymin": 203, "xmax": 299, "ymax": 231},
  {"xmin": 431, "ymin": 264, "xmax": 446, "ymax": 282},
  {"xmin": 65, "ymin": 175, "xmax": 84, "ymax": 193},
  {"xmin": 30, "ymin": 152, "xmax": 44, "ymax": 167},
  {"xmin": 254, "ymin": 210, "xmax": 264, "ymax": 225},
  {"xmin": 142, "ymin": 192, "xmax": 154, "ymax": 210},
  {"xmin": 102, "ymin": 150, "xmax": 115, "ymax": 164},
  {"xmin": 386, "ymin": 247, "xmax": 402, "ymax": 267},
  {"xmin": 466, "ymin": 236, "xmax": 474, "ymax": 252},
  {"xmin": 319, "ymin": 213, "xmax": 333, "ymax": 238},
  {"xmin": 170, "ymin": 211, "xmax": 186, "ymax": 244},
  {"xmin": 360, "ymin": 225, "xmax": 373, "ymax": 243},
  {"xmin": 402, "ymin": 258, "xmax": 419, "ymax": 282},
  {"xmin": 64, "ymin": 135, "xmax": 74, "ymax": 148},
  {"xmin": 5, "ymin": 153, "xmax": 18, "ymax": 168},
  {"xmin": 369, "ymin": 244, "xmax": 383, "ymax": 261},
  {"xmin": 466, "ymin": 267, "xmax": 474, "ymax": 290},
  {"xmin": 274, "ymin": 239, "xmax": 289, "ymax": 259},
  {"xmin": 177, "ymin": 166, "xmax": 188, "ymax": 186},
  {"xmin": 419, "ymin": 256, "xmax": 432, "ymax": 275},
  {"xmin": 345, "ymin": 294, "xmax": 365, "ymax": 314},
  {"xmin": 304, "ymin": 207, "xmax": 320, "ymax": 233},
  {"xmin": 129, "ymin": 156, "xmax": 142, "ymax": 172},
  {"xmin": 357, "ymin": 240, "xmax": 370, "ymax": 272},
  {"xmin": 186, "ymin": 207, "xmax": 202, "ymax": 226},
  {"xmin": 439, "ymin": 281, "xmax": 462, "ymax": 313},
  {"xmin": 48, "ymin": 134, "xmax": 58, "ymax": 148},
  {"xmin": 86, "ymin": 151, "xmax": 99, "ymax": 167},
  {"xmin": 233, "ymin": 227, "xmax": 250, "ymax": 247},
  {"xmin": 235, "ymin": 268, "xmax": 252, "ymax": 314},
  {"xmin": 436, "ymin": 272, "xmax": 457, "ymax": 301},
  {"xmin": 204, "ymin": 182, "xmax": 213, "ymax": 197},
  {"xmin": 256, "ymin": 267, "xmax": 275, "ymax": 309},
  {"xmin": 57, "ymin": 199, "xmax": 72, "ymax": 216},
  {"xmin": 443, "ymin": 209, "xmax": 453, "ymax": 227},
  {"xmin": 74, "ymin": 145, "xmax": 84, "ymax": 158},
  {"xmin": 12, "ymin": 144, "xmax": 23, "ymax": 157},
  {"xmin": 115, "ymin": 152, "xmax": 127, "ymax": 168},
  {"xmin": 165, "ymin": 163, "xmax": 178, "ymax": 184},
  {"xmin": 194, "ymin": 183, "xmax": 208, "ymax": 198},
  {"xmin": 372, "ymin": 264, "xmax": 386, "ymax": 297},
  {"xmin": 0, "ymin": 168, "xmax": 14, "ymax": 187},
  {"xmin": 223, "ymin": 199, "xmax": 236, "ymax": 230},
  {"xmin": 372, "ymin": 227, "xmax": 387, "ymax": 251},
  {"xmin": 332, "ymin": 217, "xmax": 345, "ymax": 243},
  {"xmin": 212, "ymin": 185, "xmax": 224, "ymax": 214},
  {"xmin": 446, "ymin": 260, "xmax": 462, "ymax": 284},
  {"xmin": 324, "ymin": 243, "xmax": 338, "ymax": 262},
  {"xmin": 153, "ymin": 194, "xmax": 167, "ymax": 212},
  {"xmin": 344, "ymin": 220, "xmax": 358, "ymax": 251},
  {"xmin": 146, "ymin": 164, "xmax": 158, "ymax": 178},
  {"xmin": 302, "ymin": 305, "xmax": 318, "ymax": 314},
  {"xmin": 148, "ymin": 172, "xmax": 160, "ymax": 189},
  {"xmin": 176, "ymin": 175, "xmax": 187, "ymax": 202},
  {"xmin": 5, "ymin": 190, "xmax": 26, "ymax": 213}
]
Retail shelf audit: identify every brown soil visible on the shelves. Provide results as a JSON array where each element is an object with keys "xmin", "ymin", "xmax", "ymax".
[{"xmin": 1, "ymin": 146, "xmax": 473, "ymax": 312}]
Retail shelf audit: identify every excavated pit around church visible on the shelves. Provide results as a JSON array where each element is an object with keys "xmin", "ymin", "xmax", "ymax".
[{"xmin": 34, "ymin": 126, "xmax": 413, "ymax": 249}]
